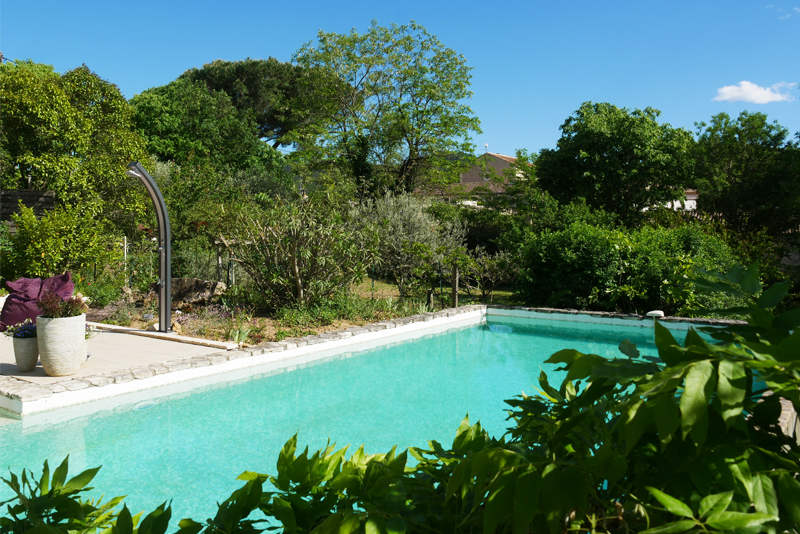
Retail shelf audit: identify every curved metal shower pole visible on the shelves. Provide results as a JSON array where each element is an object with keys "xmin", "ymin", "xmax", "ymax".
[{"xmin": 126, "ymin": 162, "xmax": 171, "ymax": 333}]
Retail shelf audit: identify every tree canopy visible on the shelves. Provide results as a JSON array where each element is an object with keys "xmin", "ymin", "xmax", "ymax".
[
  {"xmin": 694, "ymin": 111, "xmax": 800, "ymax": 239},
  {"xmin": 536, "ymin": 102, "xmax": 695, "ymax": 226},
  {"xmin": 292, "ymin": 20, "xmax": 481, "ymax": 197},
  {"xmin": 179, "ymin": 58, "xmax": 328, "ymax": 149},
  {"xmin": 0, "ymin": 61, "xmax": 148, "ymax": 219},
  {"xmin": 130, "ymin": 78, "xmax": 267, "ymax": 171}
]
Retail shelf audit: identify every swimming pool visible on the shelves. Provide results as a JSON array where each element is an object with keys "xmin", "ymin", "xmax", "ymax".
[{"xmin": 0, "ymin": 310, "xmax": 677, "ymax": 523}]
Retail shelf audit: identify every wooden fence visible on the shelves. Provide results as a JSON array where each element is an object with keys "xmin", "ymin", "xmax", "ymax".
[{"xmin": 0, "ymin": 189, "xmax": 56, "ymax": 234}]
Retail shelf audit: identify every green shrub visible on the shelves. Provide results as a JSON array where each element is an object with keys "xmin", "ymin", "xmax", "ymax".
[
  {"xmin": 104, "ymin": 303, "xmax": 137, "ymax": 326},
  {"xmin": 275, "ymin": 292, "xmax": 431, "ymax": 330},
  {"xmin": 0, "ymin": 222, "xmax": 12, "ymax": 283},
  {"xmin": 74, "ymin": 266, "xmax": 128, "ymax": 308},
  {"xmin": 517, "ymin": 222, "xmax": 621, "ymax": 309},
  {"xmin": 224, "ymin": 194, "xmax": 377, "ymax": 310},
  {"xmin": 6, "ymin": 203, "xmax": 120, "ymax": 279},
  {"xmin": 218, "ymin": 284, "xmax": 267, "ymax": 312},
  {"xmin": 495, "ymin": 197, "xmax": 618, "ymax": 255},
  {"xmin": 517, "ymin": 222, "xmax": 741, "ymax": 315}
]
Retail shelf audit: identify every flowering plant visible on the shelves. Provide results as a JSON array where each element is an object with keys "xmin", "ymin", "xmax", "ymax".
[
  {"xmin": 37, "ymin": 290, "xmax": 87, "ymax": 319},
  {"xmin": 3, "ymin": 319, "xmax": 37, "ymax": 338}
]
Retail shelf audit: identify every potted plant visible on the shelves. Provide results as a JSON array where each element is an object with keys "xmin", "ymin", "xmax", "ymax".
[
  {"xmin": 3, "ymin": 319, "xmax": 38, "ymax": 372},
  {"xmin": 36, "ymin": 290, "xmax": 88, "ymax": 377}
]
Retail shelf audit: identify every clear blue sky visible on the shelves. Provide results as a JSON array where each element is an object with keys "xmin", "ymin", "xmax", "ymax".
[{"xmin": 2, "ymin": 0, "xmax": 798, "ymax": 157}]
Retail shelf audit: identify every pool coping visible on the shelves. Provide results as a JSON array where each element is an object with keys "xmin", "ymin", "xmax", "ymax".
[{"xmin": 486, "ymin": 305, "xmax": 748, "ymax": 328}]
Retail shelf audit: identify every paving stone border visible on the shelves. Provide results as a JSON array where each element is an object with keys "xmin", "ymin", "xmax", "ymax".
[
  {"xmin": 0, "ymin": 305, "xmax": 485, "ymax": 407},
  {"xmin": 486, "ymin": 304, "xmax": 748, "ymax": 327}
]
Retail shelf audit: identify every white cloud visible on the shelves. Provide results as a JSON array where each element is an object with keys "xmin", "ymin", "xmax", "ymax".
[
  {"xmin": 766, "ymin": 3, "xmax": 773, "ymax": 7},
  {"xmin": 794, "ymin": 6, "xmax": 800, "ymax": 12},
  {"xmin": 714, "ymin": 81, "xmax": 796, "ymax": 103},
  {"xmin": 779, "ymin": 13, "xmax": 792, "ymax": 18}
]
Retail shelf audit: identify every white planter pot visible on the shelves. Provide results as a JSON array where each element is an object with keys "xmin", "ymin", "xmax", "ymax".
[
  {"xmin": 37, "ymin": 314, "xmax": 86, "ymax": 377},
  {"xmin": 13, "ymin": 337, "xmax": 38, "ymax": 372}
]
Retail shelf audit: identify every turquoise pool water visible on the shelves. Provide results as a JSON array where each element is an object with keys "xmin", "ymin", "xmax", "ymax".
[{"xmin": 0, "ymin": 316, "xmax": 663, "ymax": 522}]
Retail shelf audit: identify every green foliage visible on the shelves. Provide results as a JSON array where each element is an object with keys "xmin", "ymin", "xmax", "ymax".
[
  {"xmin": 0, "ymin": 456, "xmax": 121, "ymax": 534},
  {"xmin": 0, "ymin": 457, "xmax": 170, "ymax": 534},
  {"xmin": 223, "ymin": 194, "xmax": 377, "ymax": 309},
  {"xmin": 179, "ymin": 57, "xmax": 329, "ymax": 149},
  {"xmin": 130, "ymin": 79, "xmax": 264, "ymax": 171},
  {"xmin": 175, "ymin": 265, "xmax": 800, "ymax": 533},
  {"xmin": 489, "ymin": 188, "xmax": 618, "ymax": 256},
  {"xmin": 463, "ymin": 248, "xmax": 518, "ymax": 303},
  {"xmin": 104, "ymin": 302, "xmax": 137, "ymax": 327},
  {"xmin": 275, "ymin": 292, "xmax": 425, "ymax": 330},
  {"xmin": 0, "ymin": 59, "xmax": 59, "ymax": 80},
  {"xmin": 146, "ymin": 160, "xmax": 240, "ymax": 255},
  {"xmin": 537, "ymin": 102, "xmax": 695, "ymax": 226},
  {"xmin": 0, "ymin": 62, "xmax": 148, "ymax": 219},
  {"xmin": 76, "ymin": 277, "xmax": 123, "ymax": 308},
  {"xmin": 37, "ymin": 290, "xmax": 87, "ymax": 318},
  {"xmin": 6, "ymin": 203, "xmax": 120, "ymax": 279},
  {"xmin": 517, "ymin": 221, "xmax": 619, "ymax": 310},
  {"xmin": 426, "ymin": 200, "xmax": 519, "ymax": 256},
  {"xmin": 292, "ymin": 20, "xmax": 481, "ymax": 196},
  {"xmin": 217, "ymin": 284, "xmax": 268, "ymax": 313},
  {"xmin": 695, "ymin": 111, "xmax": 800, "ymax": 241},
  {"xmin": 231, "ymin": 148, "xmax": 297, "ymax": 199},
  {"xmin": 0, "ymin": 223, "xmax": 12, "ymax": 283},
  {"xmin": 517, "ymin": 222, "xmax": 740, "ymax": 314},
  {"xmin": 353, "ymin": 193, "xmax": 467, "ymax": 298}
]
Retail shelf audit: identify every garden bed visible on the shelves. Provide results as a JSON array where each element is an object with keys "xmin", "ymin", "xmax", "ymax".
[{"xmin": 86, "ymin": 278, "xmax": 503, "ymax": 346}]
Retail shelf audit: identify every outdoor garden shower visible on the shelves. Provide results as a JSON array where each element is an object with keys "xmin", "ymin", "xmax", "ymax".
[{"xmin": 125, "ymin": 162, "xmax": 172, "ymax": 333}]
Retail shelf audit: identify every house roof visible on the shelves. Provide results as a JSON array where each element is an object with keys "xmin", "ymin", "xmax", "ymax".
[{"xmin": 485, "ymin": 152, "xmax": 517, "ymax": 164}]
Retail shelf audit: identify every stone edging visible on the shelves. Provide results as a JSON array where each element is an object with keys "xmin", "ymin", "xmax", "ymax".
[
  {"xmin": 486, "ymin": 304, "xmax": 748, "ymax": 327},
  {"xmin": 0, "ymin": 305, "xmax": 486, "ymax": 411}
]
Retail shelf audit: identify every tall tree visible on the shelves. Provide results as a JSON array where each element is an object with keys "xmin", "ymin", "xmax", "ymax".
[
  {"xmin": 694, "ymin": 111, "xmax": 800, "ymax": 238},
  {"xmin": 179, "ymin": 58, "xmax": 329, "ymax": 149},
  {"xmin": 292, "ymin": 20, "xmax": 481, "ymax": 197},
  {"xmin": 130, "ymin": 78, "xmax": 264, "ymax": 171},
  {"xmin": 0, "ymin": 61, "xmax": 148, "ymax": 219},
  {"xmin": 536, "ymin": 102, "xmax": 695, "ymax": 226}
]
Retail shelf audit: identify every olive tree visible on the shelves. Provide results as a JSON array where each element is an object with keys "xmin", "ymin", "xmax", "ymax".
[{"xmin": 353, "ymin": 193, "xmax": 466, "ymax": 298}]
